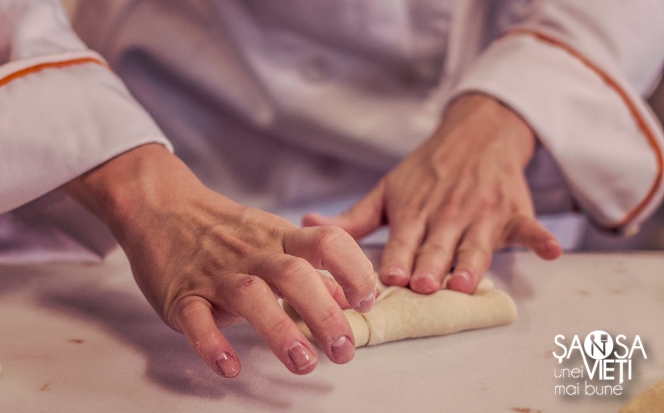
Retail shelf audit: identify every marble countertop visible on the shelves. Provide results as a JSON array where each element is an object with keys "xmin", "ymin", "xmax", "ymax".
[{"xmin": 1, "ymin": 248, "xmax": 663, "ymax": 412}]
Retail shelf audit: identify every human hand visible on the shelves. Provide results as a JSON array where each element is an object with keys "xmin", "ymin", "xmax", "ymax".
[
  {"xmin": 304, "ymin": 94, "xmax": 562, "ymax": 295},
  {"xmin": 64, "ymin": 144, "xmax": 376, "ymax": 378}
]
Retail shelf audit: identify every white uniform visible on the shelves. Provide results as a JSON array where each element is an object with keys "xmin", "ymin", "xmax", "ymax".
[{"xmin": 1, "ymin": 0, "xmax": 663, "ymax": 262}]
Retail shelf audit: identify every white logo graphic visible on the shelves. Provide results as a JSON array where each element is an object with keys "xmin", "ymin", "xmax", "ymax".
[
  {"xmin": 583, "ymin": 330, "xmax": 614, "ymax": 360},
  {"xmin": 552, "ymin": 331, "xmax": 647, "ymax": 397}
]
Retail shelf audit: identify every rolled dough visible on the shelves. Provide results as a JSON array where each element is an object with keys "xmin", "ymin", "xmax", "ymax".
[
  {"xmin": 284, "ymin": 276, "xmax": 517, "ymax": 347},
  {"xmin": 620, "ymin": 379, "xmax": 664, "ymax": 413}
]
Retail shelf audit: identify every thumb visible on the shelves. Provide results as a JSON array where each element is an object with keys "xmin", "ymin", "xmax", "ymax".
[
  {"xmin": 302, "ymin": 181, "xmax": 385, "ymax": 240},
  {"xmin": 503, "ymin": 215, "xmax": 563, "ymax": 260}
]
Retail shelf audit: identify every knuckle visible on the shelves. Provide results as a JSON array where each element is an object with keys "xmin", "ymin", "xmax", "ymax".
[
  {"xmin": 457, "ymin": 244, "xmax": 492, "ymax": 264},
  {"xmin": 442, "ymin": 187, "xmax": 465, "ymax": 211},
  {"xmin": 360, "ymin": 259, "xmax": 376, "ymax": 281},
  {"xmin": 386, "ymin": 221, "xmax": 426, "ymax": 249},
  {"xmin": 393, "ymin": 205, "xmax": 427, "ymax": 224},
  {"xmin": 435, "ymin": 202, "xmax": 463, "ymax": 224},
  {"xmin": 318, "ymin": 226, "xmax": 349, "ymax": 251},
  {"xmin": 175, "ymin": 297, "xmax": 198, "ymax": 319},
  {"xmin": 232, "ymin": 275, "xmax": 267, "ymax": 300},
  {"xmin": 268, "ymin": 225, "xmax": 290, "ymax": 245},
  {"xmin": 386, "ymin": 235, "xmax": 416, "ymax": 251},
  {"xmin": 476, "ymin": 198, "xmax": 495, "ymax": 215},
  {"xmin": 278, "ymin": 257, "xmax": 312, "ymax": 283},
  {"xmin": 172, "ymin": 297, "xmax": 200, "ymax": 329},
  {"xmin": 400, "ymin": 197, "xmax": 427, "ymax": 217},
  {"xmin": 338, "ymin": 260, "xmax": 375, "ymax": 299},
  {"xmin": 358, "ymin": 277, "xmax": 377, "ymax": 298},
  {"xmin": 353, "ymin": 264, "xmax": 376, "ymax": 292},
  {"xmin": 314, "ymin": 304, "xmax": 345, "ymax": 328},
  {"xmin": 265, "ymin": 316, "xmax": 294, "ymax": 338},
  {"xmin": 417, "ymin": 241, "xmax": 453, "ymax": 258},
  {"xmin": 235, "ymin": 206, "xmax": 259, "ymax": 226}
]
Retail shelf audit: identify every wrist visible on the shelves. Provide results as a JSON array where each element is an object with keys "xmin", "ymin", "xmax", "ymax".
[
  {"xmin": 63, "ymin": 143, "xmax": 212, "ymax": 245},
  {"xmin": 439, "ymin": 93, "xmax": 536, "ymax": 168}
]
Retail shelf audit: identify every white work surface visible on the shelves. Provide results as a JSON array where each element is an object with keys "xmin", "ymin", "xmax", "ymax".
[{"xmin": 1, "ymin": 248, "xmax": 663, "ymax": 413}]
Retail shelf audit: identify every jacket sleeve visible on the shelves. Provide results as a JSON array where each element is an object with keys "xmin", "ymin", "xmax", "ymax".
[
  {"xmin": 0, "ymin": 0, "xmax": 172, "ymax": 214},
  {"xmin": 449, "ymin": 0, "xmax": 664, "ymax": 234},
  {"xmin": 0, "ymin": 0, "xmax": 171, "ymax": 262}
]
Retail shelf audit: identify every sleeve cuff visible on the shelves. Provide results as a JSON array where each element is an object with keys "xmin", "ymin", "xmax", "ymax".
[
  {"xmin": 450, "ymin": 32, "xmax": 664, "ymax": 233},
  {"xmin": 0, "ymin": 50, "xmax": 172, "ymax": 214}
]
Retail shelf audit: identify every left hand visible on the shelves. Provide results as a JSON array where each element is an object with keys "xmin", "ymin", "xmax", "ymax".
[
  {"xmin": 304, "ymin": 93, "xmax": 562, "ymax": 294},
  {"xmin": 63, "ymin": 144, "xmax": 376, "ymax": 378}
]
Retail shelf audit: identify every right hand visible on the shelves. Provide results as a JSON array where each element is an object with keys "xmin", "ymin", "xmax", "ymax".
[
  {"xmin": 64, "ymin": 143, "xmax": 377, "ymax": 378},
  {"xmin": 304, "ymin": 94, "xmax": 561, "ymax": 295}
]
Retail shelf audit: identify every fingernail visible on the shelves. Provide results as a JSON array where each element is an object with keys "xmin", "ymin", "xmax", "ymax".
[
  {"xmin": 288, "ymin": 341, "xmax": 316, "ymax": 372},
  {"xmin": 216, "ymin": 352, "xmax": 239, "ymax": 378},
  {"xmin": 331, "ymin": 335, "xmax": 354, "ymax": 362},
  {"xmin": 413, "ymin": 272, "xmax": 440, "ymax": 293},
  {"xmin": 452, "ymin": 271, "xmax": 471, "ymax": 282},
  {"xmin": 354, "ymin": 290, "xmax": 376, "ymax": 312},
  {"xmin": 449, "ymin": 271, "xmax": 474, "ymax": 293},
  {"xmin": 387, "ymin": 266, "xmax": 407, "ymax": 278},
  {"xmin": 545, "ymin": 238, "xmax": 561, "ymax": 251},
  {"xmin": 382, "ymin": 266, "xmax": 409, "ymax": 285},
  {"xmin": 423, "ymin": 272, "xmax": 436, "ymax": 282},
  {"xmin": 540, "ymin": 239, "xmax": 562, "ymax": 259}
]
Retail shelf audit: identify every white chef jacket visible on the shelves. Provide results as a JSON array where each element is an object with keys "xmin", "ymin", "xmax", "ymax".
[{"xmin": 1, "ymin": 0, "xmax": 664, "ymax": 262}]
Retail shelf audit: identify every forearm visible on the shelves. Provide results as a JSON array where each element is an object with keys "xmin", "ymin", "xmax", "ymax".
[
  {"xmin": 447, "ymin": 0, "xmax": 664, "ymax": 232},
  {"xmin": 0, "ymin": 0, "xmax": 171, "ymax": 215},
  {"xmin": 62, "ymin": 143, "xmax": 245, "ymax": 250}
]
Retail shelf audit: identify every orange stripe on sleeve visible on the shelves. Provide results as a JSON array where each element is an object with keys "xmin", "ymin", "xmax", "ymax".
[
  {"xmin": 504, "ymin": 29, "xmax": 664, "ymax": 231},
  {"xmin": 0, "ymin": 57, "xmax": 107, "ymax": 88}
]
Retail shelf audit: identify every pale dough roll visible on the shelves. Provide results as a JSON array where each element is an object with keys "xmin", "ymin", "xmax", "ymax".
[
  {"xmin": 287, "ymin": 277, "xmax": 517, "ymax": 347},
  {"xmin": 620, "ymin": 379, "xmax": 664, "ymax": 413}
]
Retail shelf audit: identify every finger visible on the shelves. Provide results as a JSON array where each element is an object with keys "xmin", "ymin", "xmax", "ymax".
[
  {"xmin": 379, "ymin": 218, "xmax": 426, "ymax": 287},
  {"xmin": 252, "ymin": 252, "xmax": 356, "ymax": 364},
  {"xmin": 283, "ymin": 226, "xmax": 376, "ymax": 313},
  {"xmin": 410, "ymin": 223, "xmax": 464, "ymax": 294},
  {"xmin": 447, "ymin": 220, "xmax": 497, "ymax": 294},
  {"xmin": 221, "ymin": 273, "xmax": 319, "ymax": 374},
  {"xmin": 175, "ymin": 297, "xmax": 241, "ymax": 378},
  {"xmin": 302, "ymin": 181, "xmax": 385, "ymax": 240},
  {"xmin": 503, "ymin": 215, "xmax": 563, "ymax": 260}
]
